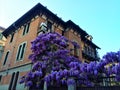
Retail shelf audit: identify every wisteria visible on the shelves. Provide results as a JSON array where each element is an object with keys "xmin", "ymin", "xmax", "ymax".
[{"xmin": 20, "ymin": 32, "xmax": 120, "ymax": 88}]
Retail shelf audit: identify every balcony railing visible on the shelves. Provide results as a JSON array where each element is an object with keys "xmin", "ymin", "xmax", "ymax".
[{"xmin": 82, "ymin": 50, "xmax": 100, "ymax": 61}]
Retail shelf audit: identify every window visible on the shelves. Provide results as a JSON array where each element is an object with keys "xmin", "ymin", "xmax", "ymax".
[
  {"xmin": 8, "ymin": 72, "xmax": 19, "ymax": 90},
  {"xmin": 10, "ymin": 33, "xmax": 14, "ymax": 43},
  {"xmin": 8, "ymin": 72, "xmax": 15, "ymax": 90},
  {"xmin": 0, "ymin": 45, "xmax": 4, "ymax": 59},
  {"xmin": 23, "ymin": 23, "xmax": 30, "ymax": 35},
  {"xmin": 91, "ymin": 49, "xmax": 95, "ymax": 58},
  {"xmin": 47, "ymin": 21, "xmax": 52, "ymax": 31},
  {"xmin": 84, "ymin": 45, "xmax": 87, "ymax": 53},
  {"xmin": 3, "ymin": 51, "xmax": 10, "ymax": 65},
  {"xmin": 12, "ymin": 72, "xmax": 19, "ymax": 89},
  {"xmin": 62, "ymin": 31, "xmax": 64, "ymax": 36},
  {"xmin": 88, "ymin": 47, "xmax": 91, "ymax": 55},
  {"xmin": 16, "ymin": 42, "xmax": 26, "ymax": 61},
  {"xmin": 73, "ymin": 41, "xmax": 79, "ymax": 57},
  {"xmin": 0, "ymin": 75, "xmax": 2, "ymax": 83},
  {"xmin": 74, "ymin": 45, "xmax": 78, "ymax": 57}
]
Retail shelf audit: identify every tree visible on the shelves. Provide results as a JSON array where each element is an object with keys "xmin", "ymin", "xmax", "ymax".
[
  {"xmin": 19, "ymin": 32, "xmax": 120, "ymax": 89},
  {"xmin": 101, "ymin": 51, "xmax": 120, "ymax": 83},
  {"xmin": 20, "ymin": 32, "xmax": 85, "ymax": 88}
]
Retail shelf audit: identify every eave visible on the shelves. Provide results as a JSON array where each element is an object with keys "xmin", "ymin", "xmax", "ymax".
[
  {"xmin": 66, "ymin": 20, "xmax": 100, "ymax": 49},
  {"xmin": 2, "ymin": 3, "xmax": 65, "ymax": 38}
]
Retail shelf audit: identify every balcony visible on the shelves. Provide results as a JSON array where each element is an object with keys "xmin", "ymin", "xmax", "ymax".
[{"xmin": 82, "ymin": 50, "xmax": 100, "ymax": 61}]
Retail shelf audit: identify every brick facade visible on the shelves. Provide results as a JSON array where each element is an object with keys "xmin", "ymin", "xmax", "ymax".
[{"xmin": 0, "ymin": 3, "xmax": 100, "ymax": 90}]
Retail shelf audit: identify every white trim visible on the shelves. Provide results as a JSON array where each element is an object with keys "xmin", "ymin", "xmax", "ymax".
[
  {"xmin": 0, "ymin": 63, "xmax": 32, "ymax": 75},
  {"xmin": 35, "ymin": 15, "xmax": 39, "ymax": 19},
  {"xmin": 31, "ymin": 18, "xmax": 35, "ymax": 21},
  {"xmin": 41, "ymin": 14, "xmax": 47, "ymax": 20}
]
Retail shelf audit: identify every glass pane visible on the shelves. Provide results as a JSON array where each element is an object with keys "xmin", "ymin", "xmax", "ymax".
[
  {"xmin": 3, "ymin": 51, "xmax": 9, "ymax": 65},
  {"xmin": 20, "ymin": 43, "xmax": 26, "ymax": 59},
  {"xmin": 16, "ymin": 45, "xmax": 22, "ymax": 60}
]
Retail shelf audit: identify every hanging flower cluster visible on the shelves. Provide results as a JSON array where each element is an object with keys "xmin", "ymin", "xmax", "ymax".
[
  {"xmin": 19, "ymin": 32, "xmax": 120, "ymax": 88},
  {"xmin": 20, "ymin": 32, "xmax": 85, "ymax": 88},
  {"xmin": 101, "ymin": 51, "xmax": 120, "ymax": 81}
]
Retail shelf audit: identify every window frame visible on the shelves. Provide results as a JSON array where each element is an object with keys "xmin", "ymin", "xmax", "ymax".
[
  {"xmin": 8, "ymin": 72, "xmax": 15, "ymax": 90},
  {"xmin": 47, "ymin": 21, "xmax": 52, "ymax": 31},
  {"xmin": 22, "ymin": 23, "xmax": 30, "ymax": 36},
  {"xmin": 0, "ymin": 75, "xmax": 2, "ymax": 84},
  {"xmin": 12, "ymin": 71, "xmax": 19, "ymax": 89},
  {"xmin": 73, "ymin": 40, "xmax": 79, "ymax": 57},
  {"xmin": 16, "ymin": 42, "xmax": 27, "ymax": 61},
  {"xmin": 74, "ymin": 45, "xmax": 78, "ymax": 56},
  {"xmin": 9, "ymin": 33, "xmax": 14, "ymax": 43},
  {"xmin": 3, "ymin": 51, "xmax": 10, "ymax": 66}
]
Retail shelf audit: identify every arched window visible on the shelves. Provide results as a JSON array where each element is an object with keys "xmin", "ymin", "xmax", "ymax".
[
  {"xmin": 23, "ymin": 23, "xmax": 30, "ymax": 36},
  {"xmin": 8, "ymin": 71, "xmax": 19, "ymax": 90},
  {"xmin": 8, "ymin": 72, "xmax": 15, "ymax": 90},
  {"xmin": 16, "ymin": 42, "xmax": 27, "ymax": 61},
  {"xmin": 13, "ymin": 71, "xmax": 19, "ymax": 89}
]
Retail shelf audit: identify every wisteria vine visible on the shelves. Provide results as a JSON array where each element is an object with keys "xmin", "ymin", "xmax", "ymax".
[{"xmin": 19, "ymin": 32, "xmax": 120, "ymax": 88}]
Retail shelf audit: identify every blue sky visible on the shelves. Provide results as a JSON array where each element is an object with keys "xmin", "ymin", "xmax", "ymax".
[{"xmin": 0, "ymin": 0, "xmax": 120, "ymax": 58}]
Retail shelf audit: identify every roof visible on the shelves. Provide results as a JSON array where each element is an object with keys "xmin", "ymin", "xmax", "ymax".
[
  {"xmin": 66, "ymin": 20, "xmax": 88, "ymax": 36},
  {"xmin": 2, "ymin": 3, "xmax": 100, "ymax": 49},
  {"xmin": 66, "ymin": 20, "xmax": 100, "ymax": 49},
  {"xmin": 2, "ymin": 3, "xmax": 65, "ymax": 37}
]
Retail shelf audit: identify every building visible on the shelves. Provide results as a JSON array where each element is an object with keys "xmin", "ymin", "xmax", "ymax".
[
  {"xmin": 0, "ymin": 26, "xmax": 6, "ymax": 59},
  {"xmin": 0, "ymin": 3, "xmax": 100, "ymax": 90}
]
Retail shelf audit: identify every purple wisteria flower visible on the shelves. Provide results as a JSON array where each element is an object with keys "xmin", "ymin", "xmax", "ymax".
[
  {"xmin": 71, "ymin": 41, "xmax": 80, "ymax": 48},
  {"xmin": 20, "ymin": 32, "xmax": 120, "ymax": 88},
  {"xmin": 67, "ymin": 78, "xmax": 75, "ymax": 85},
  {"xmin": 26, "ymin": 81, "xmax": 33, "ymax": 87}
]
